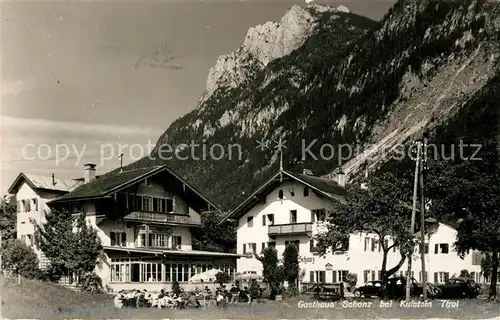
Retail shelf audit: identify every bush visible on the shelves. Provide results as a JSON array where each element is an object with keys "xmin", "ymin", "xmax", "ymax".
[
  {"xmin": 345, "ymin": 273, "xmax": 358, "ymax": 291},
  {"xmin": 215, "ymin": 271, "xmax": 231, "ymax": 286},
  {"xmin": 1, "ymin": 240, "xmax": 41, "ymax": 279},
  {"xmin": 79, "ymin": 271, "xmax": 104, "ymax": 293},
  {"xmin": 249, "ymin": 279, "xmax": 260, "ymax": 299},
  {"xmin": 261, "ymin": 287, "xmax": 272, "ymax": 299}
]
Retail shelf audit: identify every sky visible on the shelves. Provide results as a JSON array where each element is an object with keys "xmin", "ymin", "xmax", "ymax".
[{"xmin": 0, "ymin": 0, "xmax": 394, "ymax": 195}]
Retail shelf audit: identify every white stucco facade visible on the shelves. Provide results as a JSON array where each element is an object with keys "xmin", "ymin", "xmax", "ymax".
[
  {"xmin": 236, "ymin": 179, "xmax": 484, "ymax": 287},
  {"xmin": 15, "ymin": 181, "xmax": 68, "ymax": 267}
]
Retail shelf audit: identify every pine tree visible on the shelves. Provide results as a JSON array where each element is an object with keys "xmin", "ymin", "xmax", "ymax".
[{"xmin": 283, "ymin": 243, "xmax": 299, "ymax": 290}]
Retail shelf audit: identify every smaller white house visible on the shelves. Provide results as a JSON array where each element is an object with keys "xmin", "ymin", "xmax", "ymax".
[
  {"xmin": 219, "ymin": 169, "xmax": 484, "ymax": 288},
  {"xmin": 8, "ymin": 173, "xmax": 83, "ymax": 268}
]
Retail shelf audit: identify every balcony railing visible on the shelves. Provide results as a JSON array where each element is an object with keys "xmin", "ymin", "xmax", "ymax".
[
  {"xmin": 123, "ymin": 211, "xmax": 201, "ymax": 226},
  {"xmin": 268, "ymin": 223, "xmax": 313, "ymax": 236}
]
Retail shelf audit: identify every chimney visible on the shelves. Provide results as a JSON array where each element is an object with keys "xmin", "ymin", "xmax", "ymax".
[
  {"xmin": 302, "ymin": 168, "xmax": 313, "ymax": 175},
  {"xmin": 84, "ymin": 163, "xmax": 96, "ymax": 183},
  {"xmin": 334, "ymin": 167, "xmax": 346, "ymax": 187}
]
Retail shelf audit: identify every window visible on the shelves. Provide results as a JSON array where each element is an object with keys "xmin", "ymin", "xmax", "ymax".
[
  {"xmin": 262, "ymin": 215, "xmax": 266, "ymax": 226},
  {"xmin": 312, "ymin": 209, "xmax": 326, "ymax": 222},
  {"xmin": 261, "ymin": 242, "xmax": 266, "ymax": 252},
  {"xmin": 334, "ymin": 237, "xmax": 349, "ymax": 252},
  {"xmin": 166, "ymin": 199, "xmax": 174, "ymax": 212},
  {"xmin": 310, "ymin": 271, "xmax": 325, "ymax": 283},
  {"xmin": 243, "ymin": 244, "xmax": 247, "ymax": 254},
  {"xmin": 149, "ymin": 233, "xmax": 170, "ymax": 248},
  {"xmin": 337, "ymin": 270, "xmax": 348, "ymax": 283},
  {"xmin": 111, "ymin": 260, "xmax": 131, "ymax": 282},
  {"xmin": 247, "ymin": 216, "xmax": 254, "ymax": 227},
  {"xmin": 172, "ymin": 236, "xmax": 182, "ymax": 249},
  {"xmin": 127, "ymin": 194, "xmax": 136, "ymax": 209},
  {"xmin": 32, "ymin": 198, "xmax": 38, "ymax": 211},
  {"xmin": 419, "ymin": 271, "xmax": 428, "ymax": 282},
  {"xmin": 310, "ymin": 239, "xmax": 316, "ymax": 252},
  {"xmin": 434, "ymin": 272, "xmax": 449, "ymax": 283},
  {"xmin": 141, "ymin": 262, "xmax": 163, "ymax": 282},
  {"xmin": 290, "ymin": 210, "xmax": 297, "ymax": 223},
  {"xmin": 371, "ymin": 238, "xmax": 376, "ymax": 251},
  {"xmin": 267, "ymin": 214, "xmax": 274, "ymax": 225},
  {"xmin": 434, "ymin": 243, "xmax": 449, "ymax": 254},
  {"xmin": 303, "ymin": 187, "xmax": 309, "ymax": 197},
  {"xmin": 419, "ymin": 243, "xmax": 429, "ymax": 254},
  {"xmin": 364, "ymin": 238, "xmax": 370, "ymax": 251},
  {"xmin": 278, "ymin": 190, "xmax": 283, "ymax": 199},
  {"xmin": 363, "ymin": 270, "xmax": 378, "ymax": 282},
  {"xmin": 153, "ymin": 198, "xmax": 161, "ymax": 212},
  {"xmin": 472, "ymin": 252, "xmax": 482, "ymax": 265},
  {"xmin": 27, "ymin": 234, "xmax": 33, "ymax": 246},
  {"xmin": 24, "ymin": 200, "xmax": 31, "ymax": 212},
  {"xmin": 110, "ymin": 231, "xmax": 126, "ymax": 246},
  {"xmin": 142, "ymin": 197, "xmax": 151, "ymax": 211},
  {"xmin": 249, "ymin": 243, "xmax": 257, "ymax": 253}
]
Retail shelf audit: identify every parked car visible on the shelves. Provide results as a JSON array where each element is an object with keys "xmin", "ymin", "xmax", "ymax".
[
  {"xmin": 435, "ymin": 277, "xmax": 480, "ymax": 299},
  {"xmin": 382, "ymin": 277, "xmax": 441, "ymax": 299},
  {"xmin": 353, "ymin": 281, "xmax": 383, "ymax": 298}
]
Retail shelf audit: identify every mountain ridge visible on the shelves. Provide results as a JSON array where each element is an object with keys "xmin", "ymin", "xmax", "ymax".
[{"xmin": 128, "ymin": 0, "xmax": 500, "ymax": 211}]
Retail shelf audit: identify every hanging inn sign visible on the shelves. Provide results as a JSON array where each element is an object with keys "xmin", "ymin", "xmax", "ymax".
[{"xmin": 279, "ymin": 256, "xmax": 315, "ymax": 264}]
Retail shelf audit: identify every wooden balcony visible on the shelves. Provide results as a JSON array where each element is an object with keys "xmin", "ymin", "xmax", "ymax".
[
  {"xmin": 268, "ymin": 223, "xmax": 313, "ymax": 238},
  {"xmin": 123, "ymin": 211, "xmax": 201, "ymax": 226}
]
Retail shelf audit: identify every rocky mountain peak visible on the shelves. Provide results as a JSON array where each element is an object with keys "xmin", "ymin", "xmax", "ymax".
[{"xmin": 200, "ymin": 4, "xmax": 343, "ymax": 103}]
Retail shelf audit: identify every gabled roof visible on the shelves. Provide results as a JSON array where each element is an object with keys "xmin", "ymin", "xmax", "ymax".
[
  {"xmin": 7, "ymin": 173, "xmax": 83, "ymax": 194},
  {"xmin": 219, "ymin": 170, "xmax": 347, "ymax": 224},
  {"xmin": 49, "ymin": 165, "xmax": 219, "ymax": 211}
]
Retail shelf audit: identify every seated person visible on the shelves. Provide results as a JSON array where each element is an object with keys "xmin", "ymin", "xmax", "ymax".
[
  {"xmin": 158, "ymin": 289, "xmax": 166, "ymax": 299},
  {"xmin": 113, "ymin": 290, "xmax": 126, "ymax": 308},
  {"xmin": 229, "ymin": 284, "xmax": 240, "ymax": 303},
  {"xmin": 239, "ymin": 287, "xmax": 251, "ymax": 303},
  {"xmin": 186, "ymin": 292, "xmax": 201, "ymax": 308}
]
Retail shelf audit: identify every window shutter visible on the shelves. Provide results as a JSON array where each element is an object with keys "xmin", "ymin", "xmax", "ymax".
[
  {"xmin": 364, "ymin": 238, "xmax": 368, "ymax": 251},
  {"xmin": 434, "ymin": 272, "xmax": 438, "ymax": 283},
  {"xmin": 310, "ymin": 271, "xmax": 314, "ymax": 283},
  {"xmin": 371, "ymin": 239, "xmax": 375, "ymax": 251},
  {"xmin": 262, "ymin": 215, "xmax": 266, "ymax": 226},
  {"xmin": 434, "ymin": 244, "xmax": 438, "ymax": 254},
  {"xmin": 311, "ymin": 211, "xmax": 315, "ymax": 222},
  {"xmin": 332, "ymin": 270, "xmax": 337, "ymax": 283},
  {"xmin": 110, "ymin": 232, "xmax": 116, "ymax": 246},
  {"xmin": 378, "ymin": 271, "xmax": 382, "ymax": 280},
  {"xmin": 243, "ymin": 244, "xmax": 246, "ymax": 254},
  {"xmin": 121, "ymin": 232, "xmax": 126, "ymax": 246},
  {"xmin": 363, "ymin": 270, "xmax": 368, "ymax": 283},
  {"xmin": 444, "ymin": 272, "xmax": 449, "ymax": 281}
]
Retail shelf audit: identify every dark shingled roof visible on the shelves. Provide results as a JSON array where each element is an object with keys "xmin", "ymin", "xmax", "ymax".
[
  {"xmin": 49, "ymin": 165, "xmax": 219, "ymax": 211},
  {"xmin": 219, "ymin": 170, "xmax": 347, "ymax": 224},
  {"xmin": 50, "ymin": 166, "xmax": 163, "ymax": 202}
]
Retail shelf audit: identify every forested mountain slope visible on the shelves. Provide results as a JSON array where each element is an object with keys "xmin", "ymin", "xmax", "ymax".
[{"xmin": 128, "ymin": 0, "xmax": 500, "ymax": 211}]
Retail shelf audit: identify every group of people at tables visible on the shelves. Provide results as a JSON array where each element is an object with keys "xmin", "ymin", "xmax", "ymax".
[{"xmin": 113, "ymin": 284, "xmax": 256, "ymax": 309}]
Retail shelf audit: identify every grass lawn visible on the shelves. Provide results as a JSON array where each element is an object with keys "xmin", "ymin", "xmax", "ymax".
[{"xmin": 2, "ymin": 276, "xmax": 499, "ymax": 319}]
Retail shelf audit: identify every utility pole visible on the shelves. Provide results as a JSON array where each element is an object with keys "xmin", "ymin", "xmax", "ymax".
[
  {"xmin": 406, "ymin": 141, "xmax": 421, "ymax": 301},
  {"xmin": 420, "ymin": 136, "xmax": 427, "ymax": 300}
]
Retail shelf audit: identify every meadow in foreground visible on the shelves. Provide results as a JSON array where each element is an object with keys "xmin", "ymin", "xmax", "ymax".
[{"xmin": 2, "ymin": 277, "xmax": 499, "ymax": 319}]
